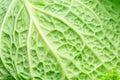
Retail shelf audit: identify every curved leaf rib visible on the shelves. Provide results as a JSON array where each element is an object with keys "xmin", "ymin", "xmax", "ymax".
[
  {"xmin": 0, "ymin": 0, "xmax": 120, "ymax": 80},
  {"xmin": 23, "ymin": 0, "xmax": 70, "ymax": 79},
  {"xmin": 0, "ymin": 0, "xmax": 18, "ymax": 79},
  {"xmin": 27, "ymin": 19, "xmax": 34, "ymax": 80}
]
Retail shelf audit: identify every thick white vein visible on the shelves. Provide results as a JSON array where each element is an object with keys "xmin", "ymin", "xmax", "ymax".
[{"xmin": 23, "ymin": 0, "xmax": 70, "ymax": 79}]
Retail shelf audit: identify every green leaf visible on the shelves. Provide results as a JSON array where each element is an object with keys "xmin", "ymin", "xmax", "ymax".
[
  {"xmin": 0, "ymin": 0, "xmax": 120, "ymax": 80},
  {"xmin": 102, "ymin": 68, "xmax": 120, "ymax": 80},
  {"xmin": 0, "ymin": 0, "xmax": 15, "ymax": 79}
]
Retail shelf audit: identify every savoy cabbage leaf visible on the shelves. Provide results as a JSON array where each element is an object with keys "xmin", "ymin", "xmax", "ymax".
[
  {"xmin": 0, "ymin": 0, "xmax": 120, "ymax": 80},
  {"xmin": 102, "ymin": 67, "xmax": 120, "ymax": 80}
]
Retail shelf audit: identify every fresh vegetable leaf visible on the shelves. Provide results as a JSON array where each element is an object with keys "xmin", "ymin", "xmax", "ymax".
[
  {"xmin": 102, "ymin": 67, "xmax": 120, "ymax": 80},
  {"xmin": 0, "ymin": 0, "xmax": 120, "ymax": 80},
  {"xmin": 0, "ymin": 0, "xmax": 16, "ymax": 79}
]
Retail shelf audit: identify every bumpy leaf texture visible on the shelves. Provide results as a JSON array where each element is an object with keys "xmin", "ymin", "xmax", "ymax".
[{"xmin": 0, "ymin": 0, "xmax": 120, "ymax": 80}]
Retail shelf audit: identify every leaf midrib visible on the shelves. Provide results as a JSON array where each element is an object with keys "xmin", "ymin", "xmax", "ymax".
[{"xmin": 23, "ymin": 0, "xmax": 70, "ymax": 79}]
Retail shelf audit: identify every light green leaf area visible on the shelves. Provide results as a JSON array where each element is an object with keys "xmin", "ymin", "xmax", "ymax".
[
  {"xmin": 0, "ymin": 0, "xmax": 15, "ymax": 80},
  {"xmin": 0, "ymin": 0, "xmax": 120, "ymax": 80}
]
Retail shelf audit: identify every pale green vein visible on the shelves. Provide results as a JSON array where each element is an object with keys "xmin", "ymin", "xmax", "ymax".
[
  {"xmin": 24, "ymin": 2, "xmax": 118, "ymax": 77},
  {"xmin": 42, "ymin": 51, "xmax": 49, "ymax": 80},
  {"xmin": 27, "ymin": 19, "xmax": 34, "ymax": 80},
  {"xmin": 31, "ymin": 5, "xmax": 103, "ymax": 64},
  {"xmin": 31, "ymin": 6, "xmax": 107, "ymax": 80},
  {"xmin": 79, "ymin": 0, "xmax": 118, "ymax": 52},
  {"xmin": 33, "ymin": 5, "xmax": 93, "ymax": 36},
  {"xmin": 64, "ymin": 0, "xmax": 73, "ymax": 17},
  {"xmin": 96, "ymin": 0, "xmax": 113, "ymax": 17},
  {"xmin": 0, "ymin": 0, "xmax": 18, "ymax": 79},
  {"xmin": 43, "ymin": 0, "xmax": 73, "ymax": 17},
  {"xmin": 75, "ymin": 0, "xmax": 103, "ymax": 26},
  {"xmin": 23, "ymin": 0, "xmax": 70, "ymax": 79},
  {"xmin": 39, "ymin": 0, "xmax": 100, "ymax": 36},
  {"xmin": 67, "ymin": 10, "xmax": 95, "ymax": 34},
  {"xmin": 66, "ymin": 8, "xmax": 117, "ymax": 59},
  {"xmin": 70, "ymin": 1, "xmax": 118, "ymax": 60},
  {"xmin": 58, "ymin": 54, "xmax": 93, "ymax": 79},
  {"xmin": 13, "ymin": 6, "xmax": 24, "ymax": 80}
]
